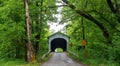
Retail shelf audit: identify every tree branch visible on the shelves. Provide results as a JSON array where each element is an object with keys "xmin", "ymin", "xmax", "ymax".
[
  {"xmin": 48, "ymin": 5, "xmax": 67, "ymax": 8},
  {"xmin": 107, "ymin": 0, "xmax": 120, "ymax": 23},
  {"xmin": 86, "ymin": 10, "xmax": 115, "ymax": 28},
  {"xmin": 107, "ymin": 0, "xmax": 117, "ymax": 13},
  {"xmin": 62, "ymin": 1, "xmax": 112, "ymax": 44}
]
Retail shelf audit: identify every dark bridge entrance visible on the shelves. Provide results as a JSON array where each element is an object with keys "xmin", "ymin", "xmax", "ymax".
[
  {"xmin": 51, "ymin": 38, "xmax": 67, "ymax": 52},
  {"xmin": 48, "ymin": 32, "xmax": 69, "ymax": 52}
]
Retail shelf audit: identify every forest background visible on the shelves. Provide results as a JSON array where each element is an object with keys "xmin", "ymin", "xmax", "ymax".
[{"xmin": 0, "ymin": 0, "xmax": 120, "ymax": 66}]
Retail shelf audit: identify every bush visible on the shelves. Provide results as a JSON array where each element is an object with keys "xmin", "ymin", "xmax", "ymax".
[{"xmin": 55, "ymin": 48, "xmax": 63, "ymax": 52}]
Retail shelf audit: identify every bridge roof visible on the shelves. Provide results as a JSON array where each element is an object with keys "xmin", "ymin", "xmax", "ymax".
[{"xmin": 48, "ymin": 32, "xmax": 69, "ymax": 39}]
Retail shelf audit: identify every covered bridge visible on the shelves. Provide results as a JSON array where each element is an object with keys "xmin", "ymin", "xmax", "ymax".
[{"xmin": 48, "ymin": 32, "xmax": 69, "ymax": 52}]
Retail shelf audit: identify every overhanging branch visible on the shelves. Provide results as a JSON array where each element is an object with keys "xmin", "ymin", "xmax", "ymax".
[
  {"xmin": 48, "ymin": 5, "xmax": 67, "ymax": 8},
  {"xmin": 62, "ymin": 0, "xmax": 112, "ymax": 44},
  {"xmin": 107, "ymin": 0, "xmax": 116, "ymax": 13}
]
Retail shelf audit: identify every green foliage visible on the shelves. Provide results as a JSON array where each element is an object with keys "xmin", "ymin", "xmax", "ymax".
[
  {"xmin": 0, "ymin": 22, "xmax": 25, "ymax": 58},
  {"xmin": 0, "ymin": 0, "xmax": 52, "ymax": 61},
  {"xmin": 0, "ymin": 0, "xmax": 56, "ymax": 58},
  {"xmin": 0, "ymin": 0, "xmax": 25, "ymax": 58},
  {"xmin": 55, "ymin": 48, "xmax": 63, "ymax": 52},
  {"xmin": 64, "ymin": 0, "xmax": 120, "ymax": 65},
  {"xmin": 0, "ymin": 0, "xmax": 120, "ymax": 65}
]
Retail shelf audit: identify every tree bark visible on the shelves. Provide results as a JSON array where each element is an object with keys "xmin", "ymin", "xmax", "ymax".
[
  {"xmin": 62, "ymin": 1, "xmax": 112, "ymax": 44},
  {"xmin": 24, "ymin": 0, "xmax": 35, "ymax": 62}
]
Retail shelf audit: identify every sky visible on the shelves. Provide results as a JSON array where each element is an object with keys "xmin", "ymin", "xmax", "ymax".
[
  {"xmin": 48, "ymin": 22, "xmax": 66, "ymax": 32},
  {"xmin": 48, "ymin": 0, "xmax": 66, "ymax": 33}
]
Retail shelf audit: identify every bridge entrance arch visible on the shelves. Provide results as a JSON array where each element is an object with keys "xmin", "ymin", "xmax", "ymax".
[{"xmin": 48, "ymin": 32, "xmax": 69, "ymax": 52}]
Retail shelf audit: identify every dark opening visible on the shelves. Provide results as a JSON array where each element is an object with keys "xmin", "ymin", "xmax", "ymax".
[{"xmin": 51, "ymin": 38, "xmax": 67, "ymax": 52}]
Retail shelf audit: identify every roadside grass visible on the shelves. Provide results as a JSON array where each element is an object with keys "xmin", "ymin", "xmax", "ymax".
[
  {"xmin": 37, "ymin": 49, "xmax": 52, "ymax": 64},
  {"xmin": 81, "ymin": 58, "xmax": 119, "ymax": 66},
  {"xmin": 0, "ymin": 58, "xmax": 39, "ymax": 66},
  {"xmin": 0, "ymin": 50, "xmax": 50, "ymax": 66},
  {"xmin": 68, "ymin": 51, "xmax": 119, "ymax": 66},
  {"xmin": 39, "ymin": 52, "xmax": 51, "ymax": 63}
]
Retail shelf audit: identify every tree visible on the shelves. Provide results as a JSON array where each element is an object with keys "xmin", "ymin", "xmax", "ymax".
[
  {"xmin": 24, "ymin": 0, "xmax": 35, "ymax": 62},
  {"xmin": 62, "ymin": 0, "xmax": 120, "ymax": 64},
  {"xmin": 62, "ymin": 0, "xmax": 112, "ymax": 44}
]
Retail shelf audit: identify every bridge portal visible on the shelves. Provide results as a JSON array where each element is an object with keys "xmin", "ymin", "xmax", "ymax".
[{"xmin": 48, "ymin": 32, "xmax": 69, "ymax": 52}]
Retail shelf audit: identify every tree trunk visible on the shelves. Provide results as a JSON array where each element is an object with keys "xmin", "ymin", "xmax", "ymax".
[{"xmin": 24, "ymin": 0, "xmax": 35, "ymax": 63}]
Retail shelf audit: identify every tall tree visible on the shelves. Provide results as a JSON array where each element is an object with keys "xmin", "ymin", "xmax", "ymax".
[{"xmin": 24, "ymin": 0, "xmax": 35, "ymax": 62}]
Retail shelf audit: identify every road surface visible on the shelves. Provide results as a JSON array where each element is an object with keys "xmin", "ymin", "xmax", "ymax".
[{"xmin": 41, "ymin": 52, "xmax": 85, "ymax": 66}]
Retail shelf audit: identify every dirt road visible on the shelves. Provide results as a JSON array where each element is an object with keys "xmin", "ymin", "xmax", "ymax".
[{"xmin": 41, "ymin": 52, "xmax": 84, "ymax": 66}]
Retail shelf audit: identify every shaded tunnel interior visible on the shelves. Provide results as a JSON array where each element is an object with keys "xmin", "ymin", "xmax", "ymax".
[{"xmin": 51, "ymin": 38, "xmax": 67, "ymax": 52}]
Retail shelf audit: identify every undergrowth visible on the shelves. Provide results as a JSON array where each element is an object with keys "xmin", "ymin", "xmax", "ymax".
[
  {"xmin": 68, "ymin": 50, "xmax": 119, "ymax": 66},
  {"xmin": 0, "ymin": 58, "xmax": 39, "ymax": 66}
]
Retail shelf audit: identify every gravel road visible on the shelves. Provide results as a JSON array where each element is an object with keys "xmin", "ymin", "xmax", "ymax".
[{"xmin": 41, "ymin": 52, "xmax": 84, "ymax": 66}]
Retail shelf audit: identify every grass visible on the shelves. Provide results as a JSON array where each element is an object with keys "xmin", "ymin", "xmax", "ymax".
[
  {"xmin": 36, "ymin": 49, "xmax": 51, "ymax": 64},
  {"xmin": 0, "ymin": 50, "xmax": 51, "ymax": 66},
  {"xmin": 0, "ymin": 58, "xmax": 39, "ymax": 66},
  {"xmin": 82, "ymin": 59, "xmax": 119, "ymax": 66},
  {"xmin": 68, "ymin": 51, "xmax": 120, "ymax": 66},
  {"xmin": 0, "ymin": 49, "xmax": 50, "ymax": 66},
  {"xmin": 39, "ymin": 52, "xmax": 52, "ymax": 64}
]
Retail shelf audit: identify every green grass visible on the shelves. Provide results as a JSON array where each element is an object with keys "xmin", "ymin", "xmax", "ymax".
[
  {"xmin": 68, "ymin": 51, "xmax": 120, "ymax": 66},
  {"xmin": 0, "ymin": 50, "xmax": 50, "ymax": 66},
  {"xmin": 83, "ymin": 59, "xmax": 120, "ymax": 66},
  {"xmin": 36, "ymin": 49, "xmax": 51, "ymax": 63},
  {"xmin": 0, "ymin": 58, "xmax": 39, "ymax": 66}
]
